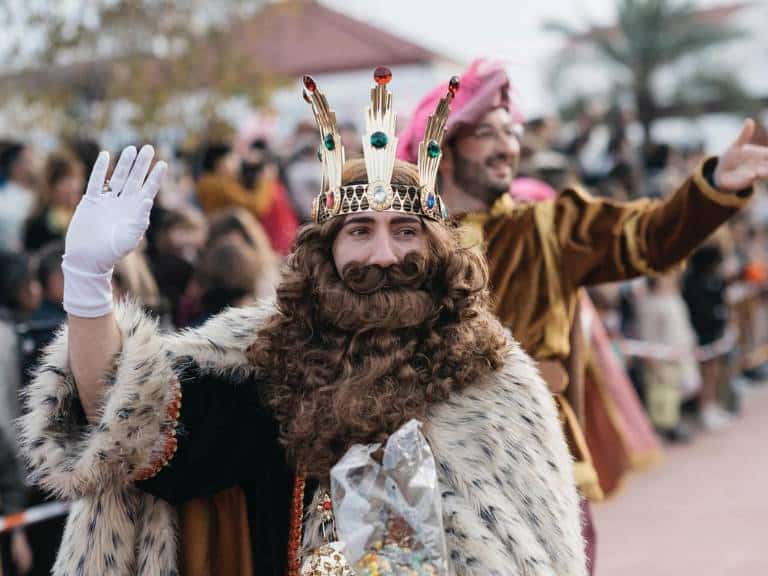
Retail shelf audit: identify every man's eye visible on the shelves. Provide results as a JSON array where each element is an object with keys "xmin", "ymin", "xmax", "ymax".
[
  {"xmin": 397, "ymin": 228, "xmax": 417, "ymax": 237},
  {"xmin": 349, "ymin": 228, "xmax": 369, "ymax": 237}
]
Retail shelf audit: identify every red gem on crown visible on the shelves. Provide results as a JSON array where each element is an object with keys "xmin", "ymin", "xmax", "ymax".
[
  {"xmin": 373, "ymin": 66, "xmax": 392, "ymax": 85},
  {"xmin": 303, "ymin": 75, "xmax": 317, "ymax": 93},
  {"xmin": 326, "ymin": 192, "xmax": 335, "ymax": 209}
]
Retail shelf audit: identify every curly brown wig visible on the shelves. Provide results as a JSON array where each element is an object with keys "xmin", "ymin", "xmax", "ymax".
[{"xmin": 248, "ymin": 159, "xmax": 507, "ymax": 477}]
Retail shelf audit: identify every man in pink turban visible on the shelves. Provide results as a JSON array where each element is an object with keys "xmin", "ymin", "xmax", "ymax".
[{"xmin": 399, "ymin": 57, "xmax": 768, "ymax": 574}]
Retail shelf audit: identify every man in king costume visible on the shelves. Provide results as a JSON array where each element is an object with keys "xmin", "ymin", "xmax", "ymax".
[
  {"xmin": 397, "ymin": 58, "xmax": 768, "ymax": 571},
  {"xmin": 19, "ymin": 70, "xmax": 588, "ymax": 575}
]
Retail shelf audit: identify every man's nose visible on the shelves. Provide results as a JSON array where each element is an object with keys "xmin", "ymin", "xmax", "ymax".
[
  {"xmin": 367, "ymin": 235, "xmax": 399, "ymax": 268},
  {"xmin": 495, "ymin": 131, "xmax": 520, "ymax": 159}
]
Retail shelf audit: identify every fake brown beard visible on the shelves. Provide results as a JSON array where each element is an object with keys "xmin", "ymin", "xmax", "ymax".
[
  {"xmin": 249, "ymin": 220, "xmax": 508, "ymax": 478},
  {"xmin": 317, "ymin": 252, "xmax": 438, "ymax": 332}
]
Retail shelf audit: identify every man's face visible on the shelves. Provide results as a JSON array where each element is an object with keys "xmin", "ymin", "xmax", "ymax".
[
  {"xmin": 449, "ymin": 108, "xmax": 521, "ymax": 207},
  {"xmin": 332, "ymin": 212, "xmax": 428, "ymax": 276}
]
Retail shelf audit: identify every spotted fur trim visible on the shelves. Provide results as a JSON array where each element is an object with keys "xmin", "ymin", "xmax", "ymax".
[
  {"xmin": 17, "ymin": 298, "xmax": 275, "ymax": 575},
  {"xmin": 18, "ymin": 299, "xmax": 177, "ymax": 500},
  {"xmin": 20, "ymin": 299, "xmax": 584, "ymax": 575},
  {"xmin": 426, "ymin": 344, "xmax": 585, "ymax": 576},
  {"xmin": 301, "ymin": 345, "xmax": 585, "ymax": 576}
]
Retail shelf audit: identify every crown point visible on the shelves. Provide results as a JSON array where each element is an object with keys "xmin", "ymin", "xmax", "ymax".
[
  {"xmin": 303, "ymin": 75, "xmax": 317, "ymax": 92},
  {"xmin": 302, "ymin": 90, "xmax": 312, "ymax": 104},
  {"xmin": 448, "ymin": 76, "xmax": 460, "ymax": 96},
  {"xmin": 373, "ymin": 66, "xmax": 392, "ymax": 85}
]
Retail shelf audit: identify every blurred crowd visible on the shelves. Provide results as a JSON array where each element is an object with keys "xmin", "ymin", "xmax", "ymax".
[{"xmin": 1, "ymin": 108, "xmax": 767, "ymax": 574}]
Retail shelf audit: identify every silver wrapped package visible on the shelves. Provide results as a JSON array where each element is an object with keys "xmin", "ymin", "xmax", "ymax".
[{"xmin": 330, "ymin": 419, "xmax": 448, "ymax": 575}]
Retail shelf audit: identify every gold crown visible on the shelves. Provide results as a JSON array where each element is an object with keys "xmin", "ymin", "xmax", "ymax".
[{"xmin": 303, "ymin": 67, "xmax": 460, "ymax": 224}]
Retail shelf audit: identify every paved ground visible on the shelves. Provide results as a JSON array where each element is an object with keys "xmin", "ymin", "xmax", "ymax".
[{"xmin": 592, "ymin": 384, "xmax": 768, "ymax": 576}]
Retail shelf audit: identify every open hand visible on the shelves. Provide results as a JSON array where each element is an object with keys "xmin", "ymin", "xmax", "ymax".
[
  {"xmin": 714, "ymin": 119, "xmax": 768, "ymax": 192},
  {"xmin": 62, "ymin": 144, "xmax": 167, "ymax": 317},
  {"xmin": 64, "ymin": 145, "xmax": 167, "ymax": 276}
]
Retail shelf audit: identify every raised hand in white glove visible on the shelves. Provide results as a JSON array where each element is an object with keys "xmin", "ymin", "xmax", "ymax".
[{"xmin": 63, "ymin": 145, "xmax": 167, "ymax": 317}]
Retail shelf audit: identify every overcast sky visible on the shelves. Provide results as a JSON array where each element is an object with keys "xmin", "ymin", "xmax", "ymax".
[{"xmin": 321, "ymin": 0, "xmax": 744, "ymax": 115}]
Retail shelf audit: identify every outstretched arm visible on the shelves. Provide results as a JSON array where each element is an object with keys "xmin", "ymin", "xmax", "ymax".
[{"xmin": 559, "ymin": 119, "xmax": 765, "ymax": 287}]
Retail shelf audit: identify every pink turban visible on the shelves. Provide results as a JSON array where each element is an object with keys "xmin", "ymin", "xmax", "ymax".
[
  {"xmin": 509, "ymin": 177, "xmax": 557, "ymax": 202},
  {"xmin": 397, "ymin": 58, "xmax": 524, "ymax": 163}
]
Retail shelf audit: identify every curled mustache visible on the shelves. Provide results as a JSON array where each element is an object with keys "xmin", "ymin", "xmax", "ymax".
[
  {"xmin": 340, "ymin": 252, "xmax": 431, "ymax": 294},
  {"xmin": 317, "ymin": 252, "xmax": 437, "ymax": 331}
]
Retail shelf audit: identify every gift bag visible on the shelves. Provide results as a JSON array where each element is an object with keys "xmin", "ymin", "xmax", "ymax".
[{"xmin": 330, "ymin": 419, "xmax": 448, "ymax": 576}]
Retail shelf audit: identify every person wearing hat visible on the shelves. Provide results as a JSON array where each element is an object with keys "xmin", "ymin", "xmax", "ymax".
[{"xmin": 399, "ymin": 57, "xmax": 768, "ymax": 572}]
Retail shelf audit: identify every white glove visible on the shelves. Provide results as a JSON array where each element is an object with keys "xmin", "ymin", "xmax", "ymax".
[{"xmin": 63, "ymin": 145, "xmax": 167, "ymax": 317}]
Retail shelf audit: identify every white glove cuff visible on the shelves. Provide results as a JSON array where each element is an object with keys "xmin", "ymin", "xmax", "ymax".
[{"xmin": 62, "ymin": 261, "xmax": 114, "ymax": 318}]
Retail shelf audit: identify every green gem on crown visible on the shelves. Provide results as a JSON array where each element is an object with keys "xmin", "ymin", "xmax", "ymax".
[
  {"xmin": 427, "ymin": 140, "xmax": 441, "ymax": 158},
  {"xmin": 324, "ymin": 134, "xmax": 335, "ymax": 151},
  {"xmin": 370, "ymin": 131, "xmax": 388, "ymax": 149}
]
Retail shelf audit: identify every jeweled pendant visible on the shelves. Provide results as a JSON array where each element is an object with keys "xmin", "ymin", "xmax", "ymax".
[
  {"xmin": 300, "ymin": 542, "xmax": 353, "ymax": 576},
  {"xmin": 370, "ymin": 131, "xmax": 388, "ymax": 149},
  {"xmin": 324, "ymin": 134, "xmax": 335, "ymax": 151}
]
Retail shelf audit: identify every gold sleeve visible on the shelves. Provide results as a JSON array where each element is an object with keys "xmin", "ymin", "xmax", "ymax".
[{"xmin": 552, "ymin": 157, "xmax": 752, "ymax": 287}]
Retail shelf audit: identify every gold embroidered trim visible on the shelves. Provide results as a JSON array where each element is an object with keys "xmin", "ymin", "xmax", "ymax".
[{"xmin": 132, "ymin": 377, "xmax": 182, "ymax": 482}]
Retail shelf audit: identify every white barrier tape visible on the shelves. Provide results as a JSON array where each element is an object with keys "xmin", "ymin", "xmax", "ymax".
[
  {"xmin": 0, "ymin": 501, "xmax": 70, "ymax": 533},
  {"xmin": 617, "ymin": 339, "xmax": 689, "ymax": 361},
  {"xmin": 616, "ymin": 328, "xmax": 738, "ymax": 363}
]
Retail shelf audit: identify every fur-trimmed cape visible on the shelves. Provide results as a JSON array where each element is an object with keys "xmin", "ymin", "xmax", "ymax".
[{"xmin": 18, "ymin": 299, "xmax": 586, "ymax": 575}]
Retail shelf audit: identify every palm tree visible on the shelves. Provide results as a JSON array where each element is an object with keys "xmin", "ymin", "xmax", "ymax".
[{"xmin": 546, "ymin": 0, "xmax": 751, "ymax": 151}]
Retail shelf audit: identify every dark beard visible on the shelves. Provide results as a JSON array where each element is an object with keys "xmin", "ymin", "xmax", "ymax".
[
  {"xmin": 317, "ymin": 252, "xmax": 438, "ymax": 333},
  {"xmin": 452, "ymin": 150, "xmax": 517, "ymax": 206}
]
